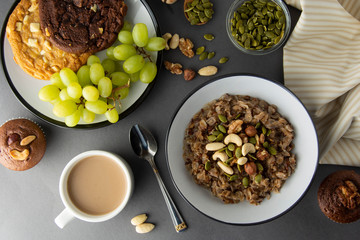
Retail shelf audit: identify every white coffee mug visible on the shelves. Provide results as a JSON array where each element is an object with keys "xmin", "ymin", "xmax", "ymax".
[{"xmin": 55, "ymin": 150, "xmax": 134, "ymax": 228}]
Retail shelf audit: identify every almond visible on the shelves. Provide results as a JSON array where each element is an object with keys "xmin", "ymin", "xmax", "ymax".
[
  {"xmin": 10, "ymin": 149, "xmax": 29, "ymax": 161},
  {"xmin": 198, "ymin": 66, "xmax": 218, "ymax": 76},
  {"xmin": 135, "ymin": 223, "xmax": 155, "ymax": 234},
  {"xmin": 20, "ymin": 135, "xmax": 36, "ymax": 146},
  {"xmin": 131, "ymin": 214, "xmax": 147, "ymax": 226}
]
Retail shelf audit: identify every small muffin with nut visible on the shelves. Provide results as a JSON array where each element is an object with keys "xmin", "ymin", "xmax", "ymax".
[
  {"xmin": 0, "ymin": 118, "xmax": 46, "ymax": 171},
  {"xmin": 318, "ymin": 170, "xmax": 360, "ymax": 223}
]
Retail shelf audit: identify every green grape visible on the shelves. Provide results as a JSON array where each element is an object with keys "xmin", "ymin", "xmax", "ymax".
[
  {"xmin": 140, "ymin": 62, "xmax": 157, "ymax": 83},
  {"xmin": 122, "ymin": 20, "xmax": 132, "ymax": 31},
  {"xmin": 90, "ymin": 63, "xmax": 105, "ymax": 85},
  {"xmin": 85, "ymin": 100, "xmax": 108, "ymax": 114},
  {"xmin": 87, "ymin": 55, "xmax": 101, "ymax": 65},
  {"xmin": 105, "ymin": 106, "xmax": 119, "ymax": 123},
  {"xmin": 82, "ymin": 108, "xmax": 96, "ymax": 123},
  {"xmin": 82, "ymin": 85, "xmax": 99, "ymax": 101},
  {"xmin": 59, "ymin": 88, "xmax": 72, "ymax": 101},
  {"xmin": 106, "ymin": 46, "xmax": 117, "ymax": 61},
  {"xmin": 132, "ymin": 23, "xmax": 148, "ymax": 47},
  {"xmin": 102, "ymin": 59, "xmax": 116, "ymax": 76},
  {"xmin": 67, "ymin": 82, "xmax": 82, "ymax": 99},
  {"xmin": 53, "ymin": 100, "xmax": 77, "ymax": 117},
  {"xmin": 77, "ymin": 65, "xmax": 91, "ymax": 87},
  {"xmin": 110, "ymin": 71, "xmax": 130, "ymax": 86},
  {"xmin": 113, "ymin": 44, "xmax": 137, "ymax": 61},
  {"xmin": 123, "ymin": 55, "xmax": 145, "ymax": 74},
  {"xmin": 130, "ymin": 71, "xmax": 140, "ymax": 82},
  {"xmin": 99, "ymin": 96, "xmax": 108, "ymax": 103},
  {"xmin": 38, "ymin": 85, "xmax": 60, "ymax": 102},
  {"xmin": 114, "ymin": 87, "xmax": 129, "ymax": 100},
  {"xmin": 118, "ymin": 30, "xmax": 134, "ymax": 44},
  {"xmin": 65, "ymin": 109, "xmax": 81, "ymax": 127},
  {"xmin": 50, "ymin": 72, "xmax": 66, "ymax": 89},
  {"xmin": 114, "ymin": 61, "xmax": 123, "ymax": 72},
  {"xmin": 60, "ymin": 68, "xmax": 78, "ymax": 86},
  {"xmin": 145, "ymin": 37, "xmax": 166, "ymax": 51},
  {"xmin": 50, "ymin": 97, "xmax": 61, "ymax": 105},
  {"xmin": 98, "ymin": 77, "xmax": 112, "ymax": 98}
]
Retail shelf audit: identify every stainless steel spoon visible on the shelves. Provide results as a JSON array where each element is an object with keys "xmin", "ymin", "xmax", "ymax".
[{"xmin": 129, "ymin": 124, "xmax": 187, "ymax": 233}]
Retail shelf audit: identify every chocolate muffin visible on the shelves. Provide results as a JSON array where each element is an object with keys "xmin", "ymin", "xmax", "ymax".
[
  {"xmin": 38, "ymin": 0, "xmax": 127, "ymax": 54},
  {"xmin": 0, "ymin": 119, "xmax": 46, "ymax": 171},
  {"xmin": 318, "ymin": 170, "xmax": 360, "ymax": 223}
]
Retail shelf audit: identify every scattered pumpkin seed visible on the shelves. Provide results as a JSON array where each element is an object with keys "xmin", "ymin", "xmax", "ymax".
[
  {"xmin": 225, "ymin": 148, "xmax": 233, "ymax": 158},
  {"xmin": 229, "ymin": 174, "xmax": 239, "ymax": 181},
  {"xmin": 262, "ymin": 126, "xmax": 267, "ymax": 135},
  {"xmin": 207, "ymin": 51, "xmax": 215, "ymax": 59},
  {"xmin": 219, "ymin": 57, "xmax": 229, "ymax": 64},
  {"xmin": 256, "ymin": 162, "xmax": 264, "ymax": 172},
  {"xmin": 255, "ymin": 174, "xmax": 262, "ymax": 184},
  {"xmin": 228, "ymin": 143, "xmax": 235, "ymax": 152},
  {"xmin": 216, "ymin": 133, "xmax": 224, "ymax": 141},
  {"xmin": 205, "ymin": 161, "xmax": 211, "ymax": 171},
  {"xmin": 204, "ymin": 33, "xmax": 215, "ymax": 41},
  {"xmin": 218, "ymin": 125, "xmax": 227, "ymax": 133},
  {"xmin": 196, "ymin": 46, "xmax": 205, "ymax": 55},
  {"xmin": 185, "ymin": 0, "xmax": 214, "ymax": 25},
  {"xmin": 235, "ymin": 147, "xmax": 242, "ymax": 158},
  {"xmin": 199, "ymin": 51, "xmax": 208, "ymax": 60},
  {"xmin": 207, "ymin": 135, "xmax": 217, "ymax": 142},
  {"xmin": 237, "ymin": 163, "xmax": 242, "ymax": 173},
  {"xmin": 255, "ymin": 122, "xmax": 261, "ymax": 129},
  {"xmin": 268, "ymin": 146, "xmax": 277, "ymax": 155},
  {"xmin": 263, "ymin": 141, "xmax": 269, "ymax": 148},
  {"xmin": 249, "ymin": 137, "xmax": 256, "ymax": 145},
  {"xmin": 242, "ymin": 177, "xmax": 249, "ymax": 187},
  {"xmin": 212, "ymin": 130, "xmax": 221, "ymax": 136},
  {"xmin": 218, "ymin": 114, "xmax": 227, "ymax": 123}
]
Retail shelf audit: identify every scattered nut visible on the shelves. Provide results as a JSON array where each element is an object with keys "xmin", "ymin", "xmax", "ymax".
[
  {"xmin": 224, "ymin": 134, "xmax": 242, "ymax": 147},
  {"xmin": 237, "ymin": 157, "xmax": 248, "ymax": 165},
  {"xmin": 227, "ymin": 119, "xmax": 244, "ymax": 134},
  {"xmin": 164, "ymin": 61, "xmax": 183, "ymax": 75},
  {"xmin": 244, "ymin": 162, "xmax": 257, "ymax": 175},
  {"xmin": 179, "ymin": 38, "xmax": 194, "ymax": 58},
  {"xmin": 90, "ymin": 4, "xmax": 97, "ymax": 12},
  {"xmin": 7, "ymin": 133, "xmax": 20, "ymax": 146},
  {"xmin": 98, "ymin": 27, "xmax": 103, "ymax": 34},
  {"xmin": 242, "ymin": 143, "xmax": 256, "ymax": 156},
  {"xmin": 162, "ymin": 0, "xmax": 178, "ymax": 4},
  {"xmin": 169, "ymin": 33, "xmax": 180, "ymax": 49},
  {"xmin": 30, "ymin": 23, "xmax": 40, "ymax": 32},
  {"xmin": 198, "ymin": 66, "xmax": 218, "ymax": 76},
  {"xmin": 245, "ymin": 125, "xmax": 257, "ymax": 137},
  {"xmin": 135, "ymin": 223, "xmax": 155, "ymax": 234},
  {"xmin": 131, "ymin": 214, "xmax": 148, "ymax": 226},
  {"xmin": 205, "ymin": 142, "xmax": 226, "ymax": 151},
  {"xmin": 256, "ymin": 148, "xmax": 270, "ymax": 161},
  {"xmin": 183, "ymin": 69, "xmax": 196, "ymax": 81},
  {"xmin": 10, "ymin": 149, "xmax": 29, "ymax": 161},
  {"xmin": 162, "ymin": 33, "xmax": 172, "ymax": 50},
  {"xmin": 20, "ymin": 135, "xmax": 36, "ymax": 146},
  {"xmin": 217, "ymin": 161, "xmax": 234, "ymax": 175},
  {"xmin": 212, "ymin": 151, "xmax": 228, "ymax": 162}
]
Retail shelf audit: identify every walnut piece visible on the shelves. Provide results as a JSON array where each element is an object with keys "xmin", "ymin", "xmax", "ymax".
[
  {"xmin": 164, "ymin": 61, "xmax": 183, "ymax": 75},
  {"xmin": 179, "ymin": 38, "xmax": 194, "ymax": 58},
  {"xmin": 336, "ymin": 180, "xmax": 360, "ymax": 209},
  {"xmin": 183, "ymin": 69, "xmax": 196, "ymax": 81}
]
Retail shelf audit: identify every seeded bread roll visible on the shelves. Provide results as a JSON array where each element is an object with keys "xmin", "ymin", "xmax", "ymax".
[{"xmin": 0, "ymin": 119, "xmax": 46, "ymax": 171}]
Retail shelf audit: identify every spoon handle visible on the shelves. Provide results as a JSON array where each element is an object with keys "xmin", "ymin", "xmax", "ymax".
[{"xmin": 148, "ymin": 157, "xmax": 187, "ymax": 232}]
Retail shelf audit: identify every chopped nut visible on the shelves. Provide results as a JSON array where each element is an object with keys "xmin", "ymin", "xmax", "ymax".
[
  {"xmin": 169, "ymin": 33, "xmax": 179, "ymax": 50},
  {"xmin": 28, "ymin": 2, "xmax": 38, "ymax": 12},
  {"xmin": 15, "ymin": 22, "xmax": 22, "ymax": 31},
  {"xmin": 20, "ymin": 135, "xmax": 36, "ymax": 146},
  {"xmin": 198, "ymin": 66, "xmax": 217, "ymax": 76},
  {"xmin": 98, "ymin": 28, "xmax": 103, "ymax": 34},
  {"xmin": 227, "ymin": 119, "xmax": 243, "ymax": 134},
  {"xmin": 256, "ymin": 148, "xmax": 270, "ymax": 161},
  {"xmin": 337, "ymin": 180, "xmax": 360, "ymax": 209},
  {"xmin": 30, "ymin": 23, "xmax": 40, "ymax": 32},
  {"xmin": 10, "ymin": 149, "xmax": 29, "ymax": 161},
  {"xmin": 183, "ymin": 69, "xmax": 196, "ymax": 81},
  {"xmin": 51, "ymin": 65, "xmax": 61, "ymax": 72},
  {"xmin": 164, "ymin": 61, "xmax": 183, "ymax": 75},
  {"xmin": 162, "ymin": 33, "xmax": 172, "ymax": 50},
  {"xmin": 40, "ymin": 50, "xmax": 46, "ymax": 55},
  {"xmin": 91, "ymin": 4, "xmax": 97, "ymax": 12},
  {"xmin": 45, "ymin": 28, "xmax": 51, "ymax": 37},
  {"xmin": 23, "ymin": 15, "xmax": 29, "ymax": 23},
  {"xmin": 179, "ymin": 38, "xmax": 194, "ymax": 58},
  {"xmin": 44, "ymin": 40, "xmax": 52, "ymax": 50}
]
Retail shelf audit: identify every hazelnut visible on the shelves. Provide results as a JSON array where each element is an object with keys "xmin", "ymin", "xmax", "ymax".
[
  {"xmin": 244, "ymin": 162, "xmax": 257, "ymax": 175},
  {"xmin": 183, "ymin": 69, "xmax": 196, "ymax": 81},
  {"xmin": 245, "ymin": 125, "xmax": 257, "ymax": 137},
  {"xmin": 7, "ymin": 133, "xmax": 20, "ymax": 145}
]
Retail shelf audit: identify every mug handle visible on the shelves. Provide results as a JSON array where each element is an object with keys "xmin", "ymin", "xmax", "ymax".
[{"xmin": 55, "ymin": 208, "xmax": 75, "ymax": 229}]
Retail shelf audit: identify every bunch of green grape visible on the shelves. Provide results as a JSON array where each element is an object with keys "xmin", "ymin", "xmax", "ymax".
[{"xmin": 38, "ymin": 22, "xmax": 165, "ymax": 127}]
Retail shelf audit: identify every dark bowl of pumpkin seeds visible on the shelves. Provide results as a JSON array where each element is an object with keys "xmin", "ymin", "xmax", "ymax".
[{"xmin": 226, "ymin": 0, "xmax": 291, "ymax": 55}]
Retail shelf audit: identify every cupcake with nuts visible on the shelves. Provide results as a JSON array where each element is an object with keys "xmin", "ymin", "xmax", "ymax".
[
  {"xmin": 318, "ymin": 170, "xmax": 360, "ymax": 223},
  {"xmin": 0, "ymin": 118, "xmax": 46, "ymax": 171}
]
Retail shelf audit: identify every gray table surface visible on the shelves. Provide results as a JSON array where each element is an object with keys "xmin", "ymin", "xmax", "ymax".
[{"xmin": 0, "ymin": 0, "xmax": 359, "ymax": 239}]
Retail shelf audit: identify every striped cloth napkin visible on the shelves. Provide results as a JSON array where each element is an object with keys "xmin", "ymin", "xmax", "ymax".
[{"xmin": 283, "ymin": 0, "xmax": 360, "ymax": 166}]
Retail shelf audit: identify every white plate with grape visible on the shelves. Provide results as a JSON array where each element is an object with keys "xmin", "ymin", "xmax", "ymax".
[{"xmin": 1, "ymin": 0, "xmax": 163, "ymax": 128}]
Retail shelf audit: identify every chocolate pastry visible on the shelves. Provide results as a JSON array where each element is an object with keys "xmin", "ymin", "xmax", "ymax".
[
  {"xmin": 38, "ymin": 0, "xmax": 127, "ymax": 54},
  {"xmin": 0, "ymin": 119, "xmax": 46, "ymax": 171},
  {"xmin": 318, "ymin": 170, "xmax": 360, "ymax": 223}
]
